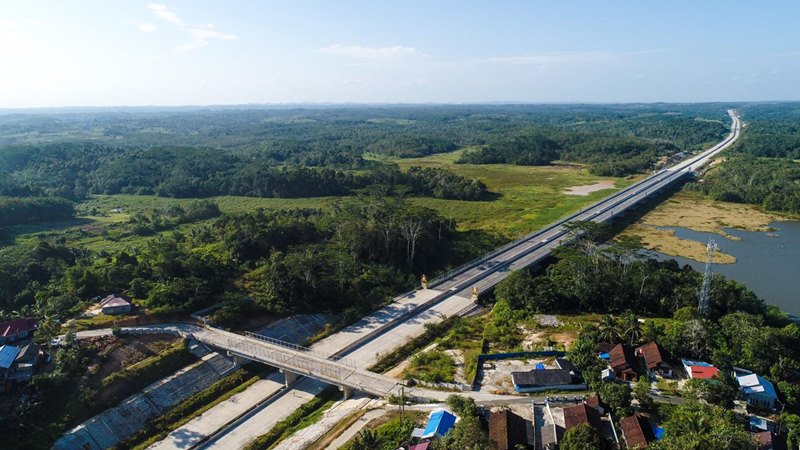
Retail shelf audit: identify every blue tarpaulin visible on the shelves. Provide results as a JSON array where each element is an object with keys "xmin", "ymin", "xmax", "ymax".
[
  {"xmin": 535, "ymin": 363, "xmax": 546, "ymax": 370},
  {"xmin": 651, "ymin": 424, "xmax": 665, "ymax": 440}
]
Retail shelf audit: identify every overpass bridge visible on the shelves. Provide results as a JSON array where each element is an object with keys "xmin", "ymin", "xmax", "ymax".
[{"xmin": 188, "ymin": 326, "xmax": 401, "ymax": 399}]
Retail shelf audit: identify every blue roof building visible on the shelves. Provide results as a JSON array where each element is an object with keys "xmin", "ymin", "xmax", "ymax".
[
  {"xmin": 422, "ymin": 409, "xmax": 457, "ymax": 439},
  {"xmin": 0, "ymin": 345, "xmax": 21, "ymax": 370},
  {"xmin": 737, "ymin": 373, "xmax": 778, "ymax": 410}
]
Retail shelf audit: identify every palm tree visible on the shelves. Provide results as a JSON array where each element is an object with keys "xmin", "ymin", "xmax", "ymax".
[
  {"xmin": 352, "ymin": 429, "xmax": 379, "ymax": 450},
  {"xmin": 598, "ymin": 315, "xmax": 621, "ymax": 343},
  {"xmin": 621, "ymin": 313, "xmax": 642, "ymax": 346}
]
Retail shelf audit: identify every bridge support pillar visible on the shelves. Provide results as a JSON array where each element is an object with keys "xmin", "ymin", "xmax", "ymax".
[
  {"xmin": 280, "ymin": 369, "xmax": 297, "ymax": 387},
  {"xmin": 340, "ymin": 385, "xmax": 354, "ymax": 400}
]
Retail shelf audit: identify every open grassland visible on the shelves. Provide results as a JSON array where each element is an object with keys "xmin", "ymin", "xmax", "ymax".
[
  {"xmin": 4, "ymin": 148, "xmax": 632, "ymax": 255},
  {"xmin": 374, "ymin": 149, "xmax": 634, "ymax": 237},
  {"xmin": 621, "ymin": 190, "xmax": 788, "ymax": 263}
]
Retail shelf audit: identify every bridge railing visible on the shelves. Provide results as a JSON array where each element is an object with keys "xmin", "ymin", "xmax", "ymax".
[{"xmin": 243, "ymin": 331, "xmax": 358, "ymax": 368}]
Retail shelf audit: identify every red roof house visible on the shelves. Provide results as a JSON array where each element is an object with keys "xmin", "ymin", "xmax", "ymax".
[
  {"xmin": 563, "ymin": 403, "xmax": 603, "ymax": 431},
  {"xmin": 636, "ymin": 342, "xmax": 674, "ymax": 377},
  {"xmin": 620, "ymin": 414, "xmax": 656, "ymax": 449},
  {"xmin": 0, "ymin": 318, "xmax": 38, "ymax": 344},
  {"xmin": 609, "ymin": 344, "xmax": 639, "ymax": 381},
  {"xmin": 682, "ymin": 359, "xmax": 719, "ymax": 379}
]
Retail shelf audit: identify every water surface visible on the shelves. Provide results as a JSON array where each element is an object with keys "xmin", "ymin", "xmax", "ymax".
[{"xmin": 649, "ymin": 221, "xmax": 800, "ymax": 316}]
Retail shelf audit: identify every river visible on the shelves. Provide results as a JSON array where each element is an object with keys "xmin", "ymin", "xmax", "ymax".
[{"xmin": 649, "ymin": 221, "xmax": 800, "ymax": 317}]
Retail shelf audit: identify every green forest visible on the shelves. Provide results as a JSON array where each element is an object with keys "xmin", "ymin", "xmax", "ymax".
[{"xmin": 689, "ymin": 102, "xmax": 800, "ymax": 214}]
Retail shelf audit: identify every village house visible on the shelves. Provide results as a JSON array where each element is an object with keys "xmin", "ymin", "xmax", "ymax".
[
  {"xmin": 620, "ymin": 414, "xmax": 657, "ymax": 449},
  {"xmin": 636, "ymin": 342, "xmax": 674, "ymax": 378},
  {"xmin": 0, "ymin": 318, "xmax": 38, "ymax": 344},
  {"xmin": 737, "ymin": 373, "xmax": 778, "ymax": 410},
  {"xmin": 488, "ymin": 408, "xmax": 530, "ymax": 450},
  {"xmin": 682, "ymin": 359, "xmax": 719, "ymax": 379},
  {"xmin": 609, "ymin": 344, "xmax": 639, "ymax": 381},
  {"xmin": 98, "ymin": 294, "xmax": 133, "ymax": 315},
  {"xmin": 510, "ymin": 358, "xmax": 586, "ymax": 393}
]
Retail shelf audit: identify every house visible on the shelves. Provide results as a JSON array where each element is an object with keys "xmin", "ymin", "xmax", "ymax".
[
  {"xmin": 422, "ymin": 409, "xmax": 457, "ymax": 439},
  {"xmin": 0, "ymin": 318, "xmax": 38, "ymax": 344},
  {"xmin": 737, "ymin": 373, "xmax": 778, "ymax": 410},
  {"xmin": 636, "ymin": 342, "xmax": 674, "ymax": 378},
  {"xmin": 585, "ymin": 395, "xmax": 605, "ymax": 415},
  {"xmin": 0, "ymin": 345, "xmax": 21, "ymax": 381},
  {"xmin": 753, "ymin": 430, "xmax": 788, "ymax": 450},
  {"xmin": 7, "ymin": 342, "xmax": 39, "ymax": 383},
  {"xmin": 609, "ymin": 344, "xmax": 639, "ymax": 381},
  {"xmin": 620, "ymin": 414, "xmax": 656, "ymax": 449},
  {"xmin": 488, "ymin": 408, "xmax": 529, "ymax": 450},
  {"xmin": 99, "ymin": 294, "xmax": 133, "ymax": 315},
  {"xmin": 511, "ymin": 359, "xmax": 586, "ymax": 393},
  {"xmin": 563, "ymin": 403, "xmax": 603, "ymax": 431},
  {"xmin": 682, "ymin": 359, "xmax": 719, "ymax": 379}
]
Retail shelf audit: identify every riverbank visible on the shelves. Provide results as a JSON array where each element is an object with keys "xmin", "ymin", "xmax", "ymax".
[{"xmin": 621, "ymin": 190, "xmax": 788, "ymax": 264}]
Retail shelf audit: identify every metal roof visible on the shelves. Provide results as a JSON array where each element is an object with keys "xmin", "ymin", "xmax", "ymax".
[
  {"xmin": 422, "ymin": 410, "xmax": 457, "ymax": 438},
  {"xmin": 0, "ymin": 345, "xmax": 21, "ymax": 369},
  {"xmin": 737, "ymin": 373, "xmax": 777, "ymax": 399}
]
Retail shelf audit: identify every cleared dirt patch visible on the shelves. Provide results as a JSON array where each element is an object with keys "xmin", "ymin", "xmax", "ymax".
[{"xmin": 564, "ymin": 180, "xmax": 616, "ymax": 196}]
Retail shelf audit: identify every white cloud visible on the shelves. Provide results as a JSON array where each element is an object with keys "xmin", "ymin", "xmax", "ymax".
[
  {"xmin": 477, "ymin": 50, "xmax": 658, "ymax": 66},
  {"xmin": 179, "ymin": 27, "xmax": 238, "ymax": 50},
  {"xmin": 147, "ymin": 3, "xmax": 185, "ymax": 26},
  {"xmin": 138, "ymin": 22, "xmax": 157, "ymax": 33},
  {"xmin": 144, "ymin": 3, "xmax": 238, "ymax": 51},
  {"xmin": 320, "ymin": 44, "xmax": 422, "ymax": 60}
]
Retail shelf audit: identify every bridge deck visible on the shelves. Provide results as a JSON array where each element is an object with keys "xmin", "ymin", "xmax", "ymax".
[{"xmin": 190, "ymin": 327, "xmax": 400, "ymax": 397}]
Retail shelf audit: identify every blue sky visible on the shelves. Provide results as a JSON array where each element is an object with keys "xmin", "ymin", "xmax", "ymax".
[{"xmin": 1, "ymin": 1, "xmax": 798, "ymax": 107}]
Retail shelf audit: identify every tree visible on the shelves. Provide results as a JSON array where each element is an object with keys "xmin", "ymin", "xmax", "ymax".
[
  {"xmin": 634, "ymin": 376, "xmax": 654, "ymax": 412},
  {"xmin": 494, "ymin": 270, "xmax": 536, "ymax": 311},
  {"xmin": 438, "ymin": 415, "xmax": 489, "ymax": 450},
  {"xmin": 621, "ymin": 312, "xmax": 643, "ymax": 346},
  {"xmin": 569, "ymin": 326, "xmax": 606, "ymax": 387},
  {"xmin": 560, "ymin": 423, "xmax": 605, "ymax": 450},
  {"xmin": 651, "ymin": 401, "xmax": 758, "ymax": 450},
  {"xmin": 351, "ymin": 429, "xmax": 379, "ymax": 450},
  {"xmin": 598, "ymin": 315, "xmax": 622, "ymax": 343},
  {"xmin": 598, "ymin": 382, "xmax": 632, "ymax": 417},
  {"xmin": 446, "ymin": 395, "xmax": 478, "ymax": 417}
]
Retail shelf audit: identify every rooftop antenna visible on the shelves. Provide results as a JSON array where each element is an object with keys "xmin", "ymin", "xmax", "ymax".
[{"xmin": 698, "ymin": 239, "xmax": 718, "ymax": 316}]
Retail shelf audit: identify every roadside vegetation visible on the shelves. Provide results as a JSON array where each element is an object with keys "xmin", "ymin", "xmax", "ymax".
[
  {"xmin": 0, "ymin": 334, "xmax": 191, "ymax": 450},
  {"xmin": 243, "ymin": 387, "xmax": 341, "ymax": 450},
  {"xmin": 117, "ymin": 364, "xmax": 270, "ymax": 450}
]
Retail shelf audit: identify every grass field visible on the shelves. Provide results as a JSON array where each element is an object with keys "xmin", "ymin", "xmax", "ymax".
[
  {"xmin": 3, "ymin": 149, "xmax": 632, "ymax": 254},
  {"xmin": 373, "ymin": 149, "xmax": 634, "ymax": 237}
]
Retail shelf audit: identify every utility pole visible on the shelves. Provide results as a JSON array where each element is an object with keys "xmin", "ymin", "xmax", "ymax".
[{"xmin": 698, "ymin": 239, "xmax": 718, "ymax": 316}]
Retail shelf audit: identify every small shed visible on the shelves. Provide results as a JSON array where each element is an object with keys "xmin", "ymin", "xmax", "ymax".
[
  {"xmin": 99, "ymin": 294, "xmax": 133, "ymax": 315},
  {"xmin": 422, "ymin": 409, "xmax": 458, "ymax": 439}
]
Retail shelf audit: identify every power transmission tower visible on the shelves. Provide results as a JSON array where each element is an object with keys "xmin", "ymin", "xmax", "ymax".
[{"xmin": 698, "ymin": 239, "xmax": 718, "ymax": 316}]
